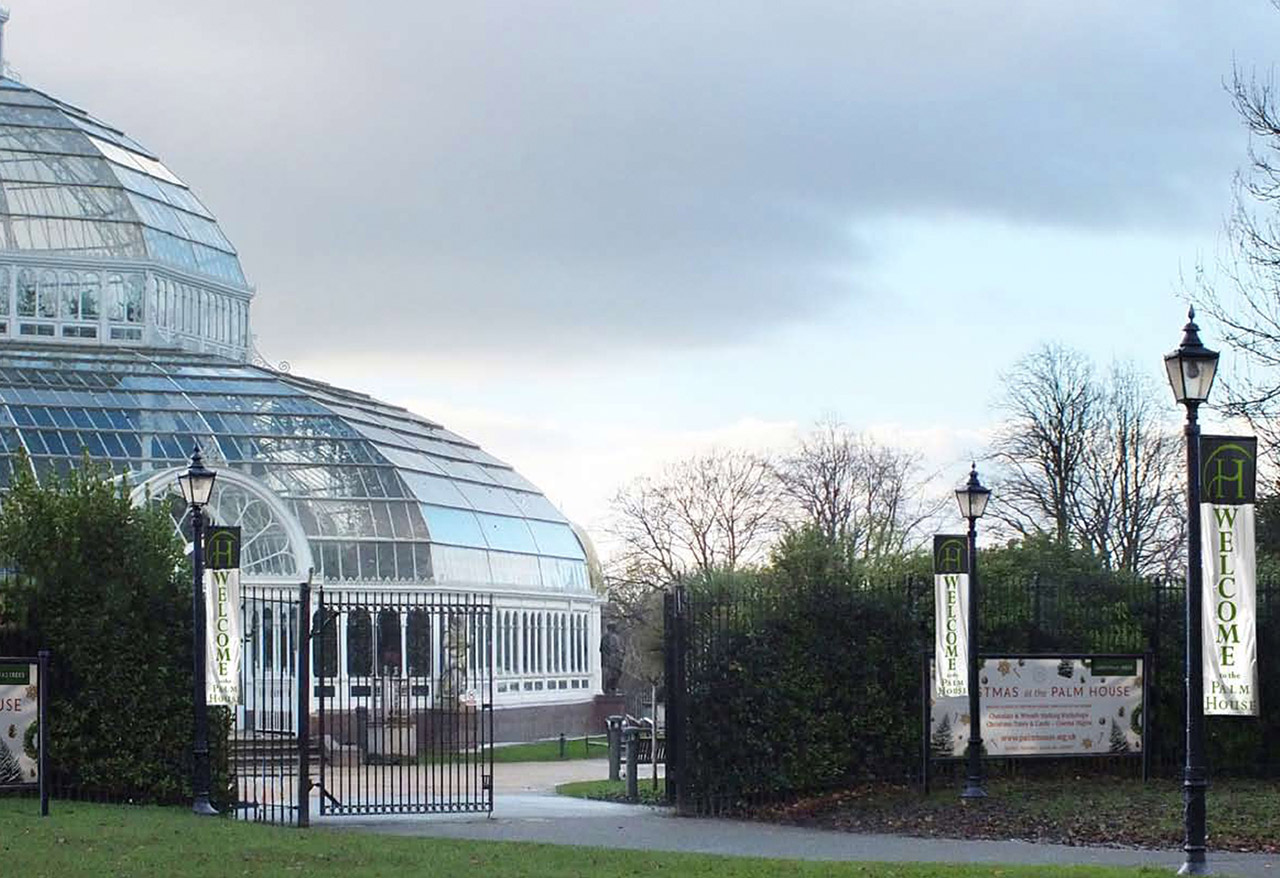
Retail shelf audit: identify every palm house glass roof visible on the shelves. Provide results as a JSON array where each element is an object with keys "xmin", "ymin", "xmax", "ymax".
[
  {"xmin": 0, "ymin": 345, "xmax": 591, "ymax": 594},
  {"xmin": 0, "ymin": 77, "xmax": 246, "ymax": 286}
]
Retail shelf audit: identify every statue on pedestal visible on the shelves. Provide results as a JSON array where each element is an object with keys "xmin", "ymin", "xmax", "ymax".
[{"xmin": 600, "ymin": 621, "xmax": 624, "ymax": 694}]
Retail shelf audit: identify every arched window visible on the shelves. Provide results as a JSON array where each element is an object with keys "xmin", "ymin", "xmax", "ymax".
[
  {"xmin": 574, "ymin": 615, "xmax": 582, "ymax": 672},
  {"xmin": 81, "ymin": 273, "xmax": 100, "ymax": 321},
  {"xmin": 38, "ymin": 270, "xmax": 57, "ymax": 318},
  {"xmin": 16, "ymin": 268, "xmax": 35, "ymax": 316},
  {"xmin": 551, "ymin": 613, "xmax": 559, "ymax": 673},
  {"xmin": 312, "ymin": 609, "xmax": 338, "ymax": 677},
  {"xmin": 0, "ymin": 267, "xmax": 9, "ymax": 319},
  {"xmin": 60, "ymin": 271, "xmax": 79, "ymax": 319},
  {"xmin": 346, "ymin": 609, "xmax": 372, "ymax": 676},
  {"xmin": 107, "ymin": 274, "xmax": 124, "ymax": 322},
  {"xmin": 407, "ymin": 609, "xmax": 431, "ymax": 677},
  {"xmin": 377, "ymin": 609, "xmax": 400, "ymax": 676},
  {"xmin": 536, "ymin": 612, "xmax": 544, "ymax": 673},
  {"xmin": 125, "ymin": 275, "xmax": 144, "ymax": 323},
  {"xmin": 559, "ymin": 613, "xmax": 567, "ymax": 673},
  {"xmin": 485, "ymin": 612, "xmax": 493, "ymax": 674},
  {"xmin": 521, "ymin": 612, "xmax": 529, "ymax": 674}
]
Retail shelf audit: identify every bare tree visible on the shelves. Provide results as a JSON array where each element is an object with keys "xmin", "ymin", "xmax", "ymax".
[
  {"xmin": 1198, "ymin": 55, "xmax": 1280, "ymax": 461},
  {"xmin": 606, "ymin": 447, "xmax": 781, "ymax": 590},
  {"xmin": 1077, "ymin": 362, "xmax": 1184, "ymax": 575},
  {"xmin": 989, "ymin": 344, "xmax": 1101, "ymax": 545},
  {"xmin": 773, "ymin": 418, "xmax": 942, "ymax": 558}
]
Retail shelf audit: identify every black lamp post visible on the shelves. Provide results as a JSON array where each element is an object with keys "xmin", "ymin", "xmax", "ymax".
[
  {"xmin": 177, "ymin": 446, "xmax": 218, "ymax": 817},
  {"xmin": 1164, "ymin": 307, "xmax": 1219, "ymax": 876},
  {"xmin": 955, "ymin": 463, "xmax": 991, "ymax": 800}
]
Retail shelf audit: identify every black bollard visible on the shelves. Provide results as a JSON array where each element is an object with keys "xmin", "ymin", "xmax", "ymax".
[
  {"xmin": 625, "ymin": 726, "xmax": 638, "ymax": 802},
  {"xmin": 607, "ymin": 715, "xmax": 622, "ymax": 781}
]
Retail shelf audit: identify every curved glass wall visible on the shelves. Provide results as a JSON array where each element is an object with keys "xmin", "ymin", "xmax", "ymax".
[{"xmin": 0, "ymin": 344, "xmax": 591, "ymax": 594}]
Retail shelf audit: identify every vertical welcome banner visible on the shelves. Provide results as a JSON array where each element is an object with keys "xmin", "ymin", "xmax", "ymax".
[
  {"xmin": 934, "ymin": 535, "xmax": 969, "ymax": 698},
  {"xmin": 1200, "ymin": 436, "xmax": 1259, "ymax": 716},
  {"xmin": 204, "ymin": 526, "xmax": 242, "ymax": 706}
]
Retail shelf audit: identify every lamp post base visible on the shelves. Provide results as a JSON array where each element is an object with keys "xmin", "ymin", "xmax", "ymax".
[
  {"xmin": 1177, "ymin": 855, "xmax": 1209, "ymax": 876},
  {"xmin": 960, "ymin": 783, "xmax": 987, "ymax": 800},
  {"xmin": 192, "ymin": 797, "xmax": 218, "ymax": 817}
]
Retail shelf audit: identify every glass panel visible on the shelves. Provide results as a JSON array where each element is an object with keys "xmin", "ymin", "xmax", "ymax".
[
  {"xmin": 430, "ymin": 544, "xmax": 490, "ymax": 585},
  {"xmin": 400, "ymin": 470, "xmax": 468, "ymax": 506},
  {"xmin": 527, "ymin": 520, "xmax": 586, "ymax": 559},
  {"xmin": 455, "ymin": 481, "xmax": 523, "ymax": 516},
  {"xmin": 475, "ymin": 512, "xmax": 537, "ymax": 553},
  {"xmin": 488, "ymin": 550, "xmax": 543, "ymax": 587},
  {"xmin": 420, "ymin": 504, "xmax": 486, "ymax": 548},
  {"xmin": 313, "ymin": 610, "xmax": 338, "ymax": 677}
]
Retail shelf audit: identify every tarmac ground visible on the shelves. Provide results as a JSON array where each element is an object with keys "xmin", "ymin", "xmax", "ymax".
[{"xmin": 311, "ymin": 757, "xmax": 1280, "ymax": 878}]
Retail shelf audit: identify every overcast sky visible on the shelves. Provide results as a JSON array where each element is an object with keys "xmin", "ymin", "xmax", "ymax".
[{"xmin": 9, "ymin": 1, "xmax": 1279, "ymax": 539}]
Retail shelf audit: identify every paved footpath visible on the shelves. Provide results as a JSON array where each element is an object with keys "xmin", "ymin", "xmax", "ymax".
[{"xmin": 318, "ymin": 760, "xmax": 1280, "ymax": 877}]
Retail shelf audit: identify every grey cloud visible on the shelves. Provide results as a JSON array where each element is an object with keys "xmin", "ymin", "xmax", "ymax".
[{"xmin": 9, "ymin": 1, "xmax": 1276, "ymax": 358}]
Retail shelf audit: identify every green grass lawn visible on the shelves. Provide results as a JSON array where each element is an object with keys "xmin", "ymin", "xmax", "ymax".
[
  {"xmin": 557, "ymin": 777, "xmax": 668, "ymax": 805},
  {"xmin": 488, "ymin": 735, "xmax": 609, "ymax": 762},
  {"xmin": 0, "ymin": 798, "xmax": 1169, "ymax": 878}
]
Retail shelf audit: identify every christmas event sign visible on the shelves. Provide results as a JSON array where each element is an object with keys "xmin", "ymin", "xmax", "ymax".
[
  {"xmin": 933, "ymin": 535, "xmax": 969, "ymax": 698},
  {"xmin": 205, "ymin": 526, "xmax": 242, "ymax": 707},
  {"xmin": 930, "ymin": 656, "xmax": 1144, "ymax": 758},
  {"xmin": 0, "ymin": 662, "xmax": 39, "ymax": 787},
  {"xmin": 1200, "ymin": 436, "xmax": 1259, "ymax": 716}
]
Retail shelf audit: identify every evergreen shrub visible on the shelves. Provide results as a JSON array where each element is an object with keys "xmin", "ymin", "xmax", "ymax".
[{"xmin": 0, "ymin": 455, "xmax": 233, "ymax": 805}]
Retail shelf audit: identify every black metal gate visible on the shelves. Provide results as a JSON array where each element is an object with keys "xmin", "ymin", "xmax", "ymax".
[
  {"xmin": 229, "ymin": 584, "xmax": 495, "ymax": 824},
  {"xmin": 231, "ymin": 582, "xmax": 306, "ymax": 825},
  {"xmin": 314, "ymin": 589, "xmax": 494, "ymax": 816}
]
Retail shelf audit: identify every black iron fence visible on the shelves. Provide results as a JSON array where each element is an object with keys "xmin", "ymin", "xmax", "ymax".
[
  {"xmin": 1, "ymin": 569, "xmax": 496, "ymax": 821},
  {"xmin": 665, "ymin": 576, "xmax": 1280, "ymax": 814}
]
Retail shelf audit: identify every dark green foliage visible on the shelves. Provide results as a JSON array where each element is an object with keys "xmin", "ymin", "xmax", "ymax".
[
  {"xmin": 680, "ymin": 561, "xmax": 924, "ymax": 806},
  {"xmin": 0, "ymin": 454, "xmax": 233, "ymax": 804}
]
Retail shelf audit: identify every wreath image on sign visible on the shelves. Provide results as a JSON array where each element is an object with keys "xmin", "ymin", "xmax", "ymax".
[{"xmin": 23, "ymin": 720, "xmax": 38, "ymax": 761}]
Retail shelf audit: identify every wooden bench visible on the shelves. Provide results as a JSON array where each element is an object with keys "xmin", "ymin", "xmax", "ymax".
[{"xmin": 632, "ymin": 732, "xmax": 666, "ymax": 765}]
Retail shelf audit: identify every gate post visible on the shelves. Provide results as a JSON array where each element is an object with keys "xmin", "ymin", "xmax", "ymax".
[
  {"xmin": 663, "ymin": 588, "xmax": 680, "ymax": 805},
  {"xmin": 297, "ymin": 573, "xmax": 312, "ymax": 828},
  {"xmin": 670, "ymin": 586, "xmax": 687, "ymax": 810}
]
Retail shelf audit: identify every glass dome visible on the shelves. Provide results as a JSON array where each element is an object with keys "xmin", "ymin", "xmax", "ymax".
[{"xmin": 0, "ymin": 77, "xmax": 246, "ymax": 286}]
